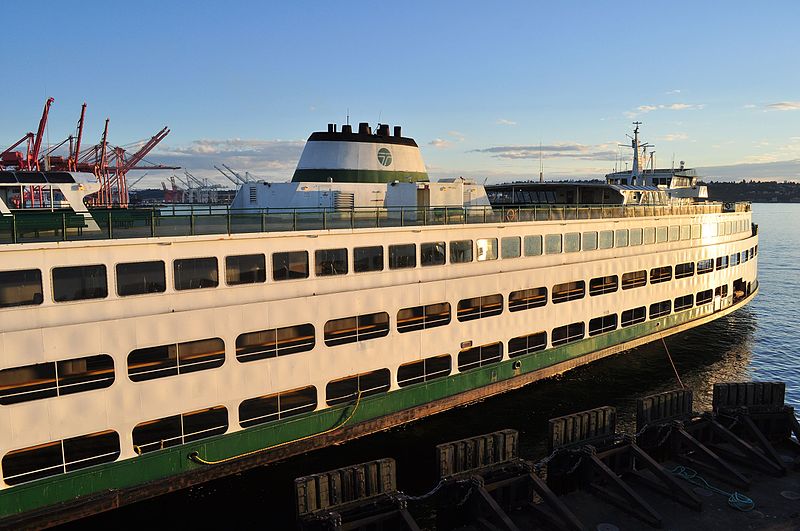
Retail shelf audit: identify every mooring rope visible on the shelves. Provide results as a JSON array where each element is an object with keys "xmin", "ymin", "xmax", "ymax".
[
  {"xmin": 661, "ymin": 334, "xmax": 685, "ymax": 389},
  {"xmin": 188, "ymin": 392, "xmax": 363, "ymax": 466},
  {"xmin": 671, "ymin": 465, "xmax": 754, "ymax": 512}
]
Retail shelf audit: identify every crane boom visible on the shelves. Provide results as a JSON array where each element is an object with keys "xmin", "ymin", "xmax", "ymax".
[{"xmin": 31, "ymin": 98, "xmax": 55, "ymax": 170}]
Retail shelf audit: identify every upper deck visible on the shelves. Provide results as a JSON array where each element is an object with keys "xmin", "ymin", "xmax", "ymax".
[{"xmin": 0, "ymin": 202, "xmax": 750, "ymax": 246}]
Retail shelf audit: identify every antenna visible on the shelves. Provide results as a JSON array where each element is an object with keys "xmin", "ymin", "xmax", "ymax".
[
  {"xmin": 539, "ymin": 140, "xmax": 544, "ymax": 183},
  {"xmin": 346, "ymin": 108, "xmax": 349, "ymax": 126}
]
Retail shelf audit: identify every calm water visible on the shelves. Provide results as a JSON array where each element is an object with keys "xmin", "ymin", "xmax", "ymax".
[{"xmin": 64, "ymin": 203, "xmax": 799, "ymax": 529}]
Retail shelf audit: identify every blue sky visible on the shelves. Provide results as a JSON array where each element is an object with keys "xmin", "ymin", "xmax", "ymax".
[{"xmin": 2, "ymin": 1, "xmax": 799, "ymax": 186}]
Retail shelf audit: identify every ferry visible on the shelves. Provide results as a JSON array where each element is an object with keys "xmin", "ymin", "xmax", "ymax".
[{"xmin": 0, "ymin": 122, "xmax": 758, "ymax": 527}]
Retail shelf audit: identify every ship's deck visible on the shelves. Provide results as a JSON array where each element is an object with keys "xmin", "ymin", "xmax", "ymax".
[{"xmin": 0, "ymin": 202, "xmax": 750, "ymax": 245}]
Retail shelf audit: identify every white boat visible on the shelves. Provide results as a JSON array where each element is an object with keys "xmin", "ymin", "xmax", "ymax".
[{"xmin": 0, "ymin": 122, "xmax": 758, "ymax": 527}]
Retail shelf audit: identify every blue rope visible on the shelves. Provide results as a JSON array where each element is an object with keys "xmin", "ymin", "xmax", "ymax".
[{"xmin": 670, "ymin": 465, "xmax": 755, "ymax": 512}]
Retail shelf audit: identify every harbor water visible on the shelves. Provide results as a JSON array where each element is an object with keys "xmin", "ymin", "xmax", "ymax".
[{"xmin": 62, "ymin": 203, "xmax": 798, "ymax": 529}]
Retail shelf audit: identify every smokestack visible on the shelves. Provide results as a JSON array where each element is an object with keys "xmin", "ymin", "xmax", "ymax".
[
  {"xmin": 342, "ymin": 124, "xmax": 352, "ymax": 134},
  {"xmin": 393, "ymin": 126, "xmax": 402, "ymax": 137},
  {"xmin": 377, "ymin": 124, "xmax": 389, "ymax": 136},
  {"xmin": 358, "ymin": 122, "xmax": 369, "ymax": 135},
  {"xmin": 327, "ymin": 123, "xmax": 335, "ymax": 133}
]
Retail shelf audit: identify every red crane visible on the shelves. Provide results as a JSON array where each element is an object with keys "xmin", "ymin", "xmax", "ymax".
[{"xmin": 0, "ymin": 96, "xmax": 54, "ymax": 170}]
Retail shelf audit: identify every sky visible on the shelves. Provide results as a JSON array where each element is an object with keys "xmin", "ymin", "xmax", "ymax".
[{"xmin": 2, "ymin": 1, "xmax": 799, "ymax": 187}]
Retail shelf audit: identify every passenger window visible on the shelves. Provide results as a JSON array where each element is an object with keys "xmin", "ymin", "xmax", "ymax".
[
  {"xmin": 174, "ymin": 257, "xmax": 219, "ymax": 290},
  {"xmin": 450, "ymin": 240, "xmax": 473, "ymax": 263},
  {"xmin": 225, "ymin": 254, "xmax": 266, "ymax": 285},
  {"xmin": 421, "ymin": 242, "xmax": 445, "ymax": 266},
  {"xmin": 598, "ymin": 230, "xmax": 614, "ymax": 249},
  {"xmin": 116, "ymin": 261, "xmax": 166, "ymax": 296},
  {"xmin": 272, "ymin": 251, "xmax": 309, "ymax": 280},
  {"xmin": 53, "ymin": 265, "xmax": 107, "ymax": 302},
  {"xmin": 643, "ymin": 227, "xmax": 656, "ymax": 245},
  {"xmin": 552, "ymin": 322, "xmax": 584, "ymax": 347},
  {"xmin": 133, "ymin": 406, "xmax": 227, "ymax": 454},
  {"xmin": 389, "ymin": 244, "xmax": 416, "ymax": 269},
  {"xmin": 582, "ymin": 231, "xmax": 597, "ymax": 251},
  {"xmin": 564, "ymin": 232, "xmax": 581, "ymax": 253},
  {"xmin": 615, "ymin": 229, "xmax": 629, "ymax": 247},
  {"xmin": 235, "ymin": 324, "xmax": 315, "ymax": 362},
  {"xmin": 458, "ymin": 342, "xmax": 502, "ymax": 371},
  {"xmin": 239, "ymin": 386, "xmax": 317, "ymax": 428},
  {"xmin": 397, "ymin": 355, "xmax": 451, "ymax": 387},
  {"xmin": 326, "ymin": 369, "xmax": 390, "ymax": 406},
  {"xmin": 354, "ymin": 246, "xmax": 384, "ymax": 273},
  {"xmin": 544, "ymin": 234, "xmax": 562, "ymax": 254},
  {"xmin": 501, "ymin": 237, "xmax": 521, "ymax": 259},
  {"xmin": 629, "ymin": 228, "xmax": 643, "ymax": 246},
  {"xmin": 476, "ymin": 238, "xmax": 498, "ymax": 261},
  {"xmin": 523, "ymin": 235, "xmax": 542, "ymax": 256},
  {"xmin": 508, "ymin": 332, "xmax": 547, "ymax": 358},
  {"xmin": 315, "ymin": 249, "xmax": 348, "ymax": 276}
]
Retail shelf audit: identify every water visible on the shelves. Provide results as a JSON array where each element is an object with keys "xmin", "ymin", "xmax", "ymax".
[{"xmin": 62, "ymin": 203, "xmax": 799, "ymax": 529}]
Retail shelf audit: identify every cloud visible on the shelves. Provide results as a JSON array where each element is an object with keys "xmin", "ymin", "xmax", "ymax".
[
  {"xmin": 666, "ymin": 89, "xmax": 682, "ymax": 95},
  {"xmin": 766, "ymin": 101, "xmax": 800, "ymax": 111},
  {"xmin": 429, "ymin": 138, "xmax": 452, "ymax": 149},
  {"xmin": 448, "ymin": 130, "xmax": 466, "ymax": 141},
  {"xmin": 470, "ymin": 142, "xmax": 617, "ymax": 161},
  {"xmin": 660, "ymin": 133, "xmax": 689, "ymax": 141},
  {"xmin": 698, "ymin": 159, "xmax": 800, "ymax": 180},
  {"xmin": 625, "ymin": 103, "xmax": 705, "ymax": 117},
  {"xmin": 496, "ymin": 118, "xmax": 517, "ymax": 126},
  {"xmin": 149, "ymin": 138, "xmax": 306, "ymax": 185},
  {"xmin": 743, "ymin": 104, "xmax": 757, "ymax": 109}
]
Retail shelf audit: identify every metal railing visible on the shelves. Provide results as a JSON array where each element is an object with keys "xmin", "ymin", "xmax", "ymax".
[{"xmin": 0, "ymin": 202, "xmax": 747, "ymax": 245}]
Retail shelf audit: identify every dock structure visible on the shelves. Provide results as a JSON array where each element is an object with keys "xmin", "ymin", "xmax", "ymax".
[{"xmin": 296, "ymin": 381, "xmax": 800, "ymax": 530}]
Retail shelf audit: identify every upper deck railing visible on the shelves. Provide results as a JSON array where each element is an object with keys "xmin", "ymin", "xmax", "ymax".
[{"xmin": 0, "ymin": 202, "xmax": 750, "ymax": 245}]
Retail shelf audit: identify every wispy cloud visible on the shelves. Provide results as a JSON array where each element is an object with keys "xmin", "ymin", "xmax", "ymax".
[
  {"xmin": 154, "ymin": 138, "xmax": 305, "ymax": 182},
  {"xmin": 496, "ymin": 118, "xmax": 517, "ymax": 126},
  {"xmin": 766, "ymin": 101, "xmax": 800, "ymax": 111},
  {"xmin": 429, "ymin": 138, "xmax": 452, "ymax": 149},
  {"xmin": 660, "ymin": 133, "xmax": 689, "ymax": 141},
  {"xmin": 624, "ymin": 103, "xmax": 705, "ymax": 118},
  {"xmin": 665, "ymin": 89, "xmax": 682, "ymax": 95},
  {"xmin": 743, "ymin": 104, "xmax": 757, "ymax": 109},
  {"xmin": 448, "ymin": 130, "xmax": 466, "ymax": 141},
  {"xmin": 470, "ymin": 142, "xmax": 617, "ymax": 161}
]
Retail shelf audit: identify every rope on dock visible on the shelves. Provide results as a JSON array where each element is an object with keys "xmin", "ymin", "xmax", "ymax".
[
  {"xmin": 670, "ymin": 465, "xmax": 755, "ymax": 512},
  {"xmin": 660, "ymin": 332, "xmax": 685, "ymax": 389},
  {"xmin": 188, "ymin": 392, "xmax": 363, "ymax": 466}
]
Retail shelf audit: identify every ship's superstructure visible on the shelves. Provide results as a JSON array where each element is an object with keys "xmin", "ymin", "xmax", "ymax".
[{"xmin": 0, "ymin": 123, "xmax": 758, "ymax": 528}]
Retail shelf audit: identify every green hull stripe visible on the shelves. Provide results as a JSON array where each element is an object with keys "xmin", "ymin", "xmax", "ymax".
[
  {"xmin": 0, "ymin": 301, "xmax": 746, "ymax": 520},
  {"xmin": 291, "ymin": 169, "xmax": 429, "ymax": 183}
]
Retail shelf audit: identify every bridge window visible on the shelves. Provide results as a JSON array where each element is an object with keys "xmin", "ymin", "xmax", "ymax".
[
  {"xmin": 668, "ymin": 226, "xmax": 680, "ymax": 242},
  {"xmin": 649, "ymin": 300, "xmax": 671, "ymax": 319},
  {"xmin": 656, "ymin": 226, "xmax": 668, "ymax": 243},
  {"xmin": 730, "ymin": 253, "xmax": 740, "ymax": 266},
  {"xmin": 675, "ymin": 262, "xmax": 694, "ymax": 279},
  {"xmin": 458, "ymin": 342, "xmax": 503, "ymax": 372},
  {"xmin": 457, "ymin": 294, "xmax": 503, "ymax": 321},
  {"xmin": 397, "ymin": 302, "xmax": 451, "ymax": 333},
  {"xmin": 128, "ymin": 338, "xmax": 225, "ymax": 382},
  {"xmin": 324, "ymin": 312, "xmax": 390, "ymax": 347},
  {"xmin": 650, "ymin": 266, "xmax": 672, "ymax": 284},
  {"xmin": 132, "ymin": 406, "xmax": 228, "ymax": 454},
  {"xmin": 622, "ymin": 270, "xmax": 647, "ymax": 290},
  {"xmin": 476, "ymin": 238, "xmax": 498, "ymax": 261},
  {"xmin": 697, "ymin": 259, "xmax": 713, "ymax": 275},
  {"xmin": 552, "ymin": 281, "xmax": 585, "ymax": 304},
  {"xmin": 615, "ymin": 229, "xmax": 629, "ymax": 247},
  {"xmin": 0, "ymin": 354, "xmax": 114, "ymax": 405},
  {"xmin": 326, "ymin": 369, "xmax": 390, "ymax": 406},
  {"xmin": 225, "ymin": 254, "xmax": 266, "ymax": 285},
  {"xmin": 552, "ymin": 322, "xmax": 585, "ymax": 347},
  {"xmin": 235, "ymin": 324, "xmax": 315, "ymax": 362},
  {"xmin": 589, "ymin": 314, "xmax": 617, "ymax": 336},
  {"xmin": 2, "ymin": 430, "xmax": 120, "ymax": 486},
  {"xmin": 524, "ymin": 235, "xmax": 543, "ymax": 256},
  {"xmin": 716, "ymin": 256, "xmax": 729, "ymax": 270},
  {"xmin": 680, "ymin": 225, "xmax": 691, "ymax": 240},
  {"xmin": 715, "ymin": 284, "xmax": 729, "ymax": 298},
  {"xmin": 315, "ymin": 249, "xmax": 348, "ymax": 276},
  {"xmin": 174, "ymin": 257, "xmax": 218, "ymax": 290},
  {"xmin": 509, "ymin": 287, "xmax": 547, "ymax": 312},
  {"xmin": 52, "ymin": 265, "xmax": 107, "ymax": 302},
  {"xmin": 0, "ymin": 269, "xmax": 43, "ymax": 308},
  {"xmin": 501, "ymin": 237, "xmax": 521, "ymax": 259},
  {"xmin": 117, "ymin": 261, "xmax": 166, "ymax": 296},
  {"xmin": 508, "ymin": 331, "xmax": 547, "ymax": 358},
  {"xmin": 450, "ymin": 240, "xmax": 473, "ymax": 263},
  {"xmin": 691, "ymin": 224, "xmax": 701, "ymax": 239},
  {"xmin": 674, "ymin": 294, "xmax": 694, "ymax": 312},
  {"xmin": 544, "ymin": 234, "xmax": 562, "ymax": 254},
  {"xmin": 421, "ymin": 242, "xmax": 446, "ymax": 266},
  {"xmin": 354, "ymin": 246, "xmax": 383, "ymax": 273},
  {"xmin": 239, "ymin": 386, "xmax": 317, "ymax": 428},
  {"xmin": 389, "ymin": 244, "xmax": 416, "ymax": 269},
  {"xmin": 589, "ymin": 275, "xmax": 618, "ymax": 296},
  {"xmin": 397, "ymin": 355, "xmax": 452, "ymax": 387},
  {"xmin": 272, "ymin": 251, "xmax": 309, "ymax": 280},
  {"xmin": 621, "ymin": 306, "xmax": 646, "ymax": 327}
]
